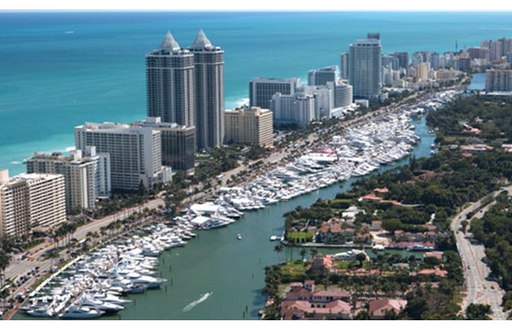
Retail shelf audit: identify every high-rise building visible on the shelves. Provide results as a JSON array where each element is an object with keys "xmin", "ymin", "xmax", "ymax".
[
  {"xmin": 467, "ymin": 47, "xmax": 490, "ymax": 60},
  {"xmin": 411, "ymin": 51, "xmax": 424, "ymax": 67},
  {"xmin": 348, "ymin": 35, "xmax": 382, "ymax": 100},
  {"xmin": 188, "ymin": 30, "xmax": 224, "ymax": 150},
  {"xmin": 382, "ymin": 55, "xmax": 398, "ymax": 70},
  {"xmin": 134, "ymin": 117, "xmax": 196, "ymax": 175},
  {"xmin": 331, "ymin": 82, "xmax": 353, "ymax": 108},
  {"xmin": 486, "ymin": 69, "xmax": 512, "ymax": 92},
  {"xmin": 428, "ymin": 52, "xmax": 441, "ymax": 70},
  {"xmin": 271, "ymin": 93, "xmax": 315, "ymax": 128},
  {"xmin": 224, "ymin": 106, "xmax": 273, "ymax": 147},
  {"xmin": 0, "ymin": 169, "xmax": 66, "ymax": 237},
  {"xmin": 415, "ymin": 63, "xmax": 429, "ymax": 82},
  {"xmin": 146, "ymin": 31, "xmax": 195, "ymax": 127},
  {"xmin": 25, "ymin": 147, "xmax": 111, "ymax": 213},
  {"xmin": 339, "ymin": 52, "xmax": 350, "ymax": 80},
  {"xmin": 389, "ymin": 52, "xmax": 408, "ymax": 69},
  {"xmin": 75, "ymin": 122, "xmax": 172, "ymax": 191},
  {"xmin": 308, "ymin": 66, "xmax": 338, "ymax": 86},
  {"xmin": 249, "ymin": 77, "xmax": 300, "ymax": 110},
  {"xmin": 305, "ymin": 86, "xmax": 334, "ymax": 119},
  {"xmin": 452, "ymin": 54, "xmax": 471, "ymax": 72}
]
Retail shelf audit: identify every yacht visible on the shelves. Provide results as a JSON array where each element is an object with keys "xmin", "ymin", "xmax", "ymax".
[{"xmin": 59, "ymin": 306, "xmax": 104, "ymax": 319}]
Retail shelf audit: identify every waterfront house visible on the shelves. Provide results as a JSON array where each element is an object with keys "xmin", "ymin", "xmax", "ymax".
[
  {"xmin": 316, "ymin": 218, "xmax": 356, "ymax": 244},
  {"xmin": 341, "ymin": 205, "xmax": 364, "ymax": 220},
  {"xmin": 282, "ymin": 280, "xmax": 353, "ymax": 320},
  {"xmin": 373, "ymin": 187, "xmax": 389, "ymax": 195},
  {"xmin": 307, "ymin": 255, "xmax": 335, "ymax": 273},
  {"xmin": 281, "ymin": 299, "xmax": 352, "ymax": 320},
  {"xmin": 459, "ymin": 144, "xmax": 493, "ymax": 154},
  {"xmin": 368, "ymin": 299, "xmax": 407, "ymax": 319}
]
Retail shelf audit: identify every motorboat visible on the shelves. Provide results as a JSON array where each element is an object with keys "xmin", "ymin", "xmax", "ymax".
[{"xmin": 59, "ymin": 306, "xmax": 104, "ymax": 319}]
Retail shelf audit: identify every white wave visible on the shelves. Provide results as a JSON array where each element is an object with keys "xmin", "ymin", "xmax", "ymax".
[
  {"xmin": 235, "ymin": 97, "xmax": 249, "ymax": 107},
  {"xmin": 10, "ymin": 161, "xmax": 22, "ymax": 165},
  {"xmin": 226, "ymin": 97, "xmax": 249, "ymax": 110},
  {"xmin": 182, "ymin": 291, "xmax": 213, "ymax": 312},
  {"xmin": 65, "ymin": 146, "xmax": 76, "ymax": 152}
]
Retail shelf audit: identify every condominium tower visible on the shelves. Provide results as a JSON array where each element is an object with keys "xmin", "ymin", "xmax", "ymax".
[
  {"xmin": 249, "ymin": 77, "xmax": 301, "ymax": 110},
  {"xmin": 25, "ymin": 147, "xmax": 111, "ymax": 213},
  {"xmin": 348, "ymin": 34, "xmax": 382, "ymax": 100},
  {"xmin": 75, "ymin": 122, "xmax": 172, "ymax": 191},
  {"xmin": 224, "ymin": 106, "xmax": 273, "ymax": 147},
  {"xmin": 485, "ymin": 69, "xmax": 512, "ymax": 92},
  {"xmin": 189, "ymin": 30, "xmax": 225, "ymax": 150},
  {"xmin": 0, "ymin": 169, "xmax": 66, "ymax": 237},
  {"xmin": 308, "ymin": 66, "xmax": 338, "ymax": 86},
  {"xmin": 134, "ymin": 117, "xmax": 196, "ymax": 175},
  {"xmin": 146, "ymin": 31, "xmax": 195, "ymax": 127}
]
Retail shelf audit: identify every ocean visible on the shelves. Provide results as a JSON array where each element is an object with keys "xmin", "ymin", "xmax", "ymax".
[{"xmin": 1, "ymin": 11, "xmax": 512, "ymax": 174}]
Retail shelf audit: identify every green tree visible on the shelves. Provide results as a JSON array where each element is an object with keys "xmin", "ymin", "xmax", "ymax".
[
  {"xmin": 405, "ymin": 297, "xmax": 428, "ymax": 319},
  {"xmin": 382, "ymin": 219, "xmax": 403, "ymax": 234},
  {"xmin": 356, "ymin": 252, "xmax": 367, "ymax": 268},
  {"xmin": 299, "ymin": 248, "xmax": 306, "ymax": 262},
  {"xmin": 0, "ymin": 251, "xmax": 9, "ymax": 286},
  {"xmin": 354, "ymin": 310, "xmax": 370, "ymax": 320},
  {"xmin": 466, "ymin": 303, "xmax": 491, "ymax": 320},
  {"xmin": 461, "ymin": 220, "xmax": 469, "ymax": 234}
]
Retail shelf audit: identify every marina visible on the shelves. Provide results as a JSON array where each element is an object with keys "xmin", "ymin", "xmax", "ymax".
[
  {"xmin": 15, "ymin": 90, "xmax": 449, "ymax": 319},
  {"xmin": 175, "ymin": 89, "xmax": 460, "ymax": 232}
]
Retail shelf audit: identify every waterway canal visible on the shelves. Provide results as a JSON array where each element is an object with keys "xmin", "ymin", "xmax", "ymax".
[{"xmin": 16, "ymin": 116, "xmax": 435, "ymax": 320}]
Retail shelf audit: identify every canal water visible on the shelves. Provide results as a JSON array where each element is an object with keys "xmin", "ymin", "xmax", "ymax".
[
  {"xmin": 469, "ymin": 72, "xmax": 486, "ymax": 90},
  {"xmin": 15, "ymin": 116, "xmax": 435, "ymax": 320}
]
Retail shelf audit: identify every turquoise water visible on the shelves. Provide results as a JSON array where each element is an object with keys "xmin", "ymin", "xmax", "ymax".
[
  {"xmin": 14, "ymin": 116, "xmax": 435, "ymax": 320},
  {"xmin": 1, "ymin": 11, "xmax": 512, "ymax": 174}
]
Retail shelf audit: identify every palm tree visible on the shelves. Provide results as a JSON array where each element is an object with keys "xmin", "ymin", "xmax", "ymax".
[
  {"xmin": 299, "ymin": 249, "xmax": 307, "ymax": 262},
  {"xmin": 48, "ymin": 250, "xmax": 60, "ymax": 269},
  {"xmin": 0, "ymin": 251, "xmax": 10, "ymax": 287},
  {"xmin": 309, "ymin": 248, "xmax": 319, "ymax": 259},
  {"xmin": 274, "ymin": 244, "xmax": 284, "ymax": 262}
]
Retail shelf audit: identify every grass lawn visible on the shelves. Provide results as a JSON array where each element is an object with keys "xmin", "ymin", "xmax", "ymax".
[
  {"xmin": 279, "ymin": 261, "xmax": 308, "ymax": 281},
  {"xmin": 287, "ymin": 231, "xmax": 315, "ymax": 243}
]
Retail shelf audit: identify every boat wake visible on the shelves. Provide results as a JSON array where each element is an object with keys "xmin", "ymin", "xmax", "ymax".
[{"xmin": 182, "ymin": 292, "xmax": 213, "ymax": 312}]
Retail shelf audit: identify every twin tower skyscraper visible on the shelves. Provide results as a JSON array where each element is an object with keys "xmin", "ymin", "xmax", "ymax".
[{"xmin": 146, "ymin": 30, "xmax": 224, "ymax": 150}]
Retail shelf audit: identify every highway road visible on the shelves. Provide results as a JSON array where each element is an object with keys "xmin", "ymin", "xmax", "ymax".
[{"xmin": 451, "ymin": 186, "xmax": 512, "ymax": 320}]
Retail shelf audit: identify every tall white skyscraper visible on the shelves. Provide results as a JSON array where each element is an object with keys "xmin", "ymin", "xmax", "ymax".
[{"xmin": 348, "ymin": 34, "xmax": 382, "ymax": 100}]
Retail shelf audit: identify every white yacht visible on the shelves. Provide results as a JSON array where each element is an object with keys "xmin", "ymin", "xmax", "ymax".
[{"xmin": 59, "ymin": 306, "xmax": 104, "ymax": 319}]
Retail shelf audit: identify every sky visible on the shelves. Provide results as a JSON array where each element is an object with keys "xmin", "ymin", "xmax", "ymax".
[{"xmin": 2, "ymin": 0, "xmax": 512, "ymax": 11}]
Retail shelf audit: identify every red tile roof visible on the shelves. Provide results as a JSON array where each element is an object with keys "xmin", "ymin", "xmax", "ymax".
[{"xmin": 369, "ymin": 299, "xmax": 407, "ymax": 318}]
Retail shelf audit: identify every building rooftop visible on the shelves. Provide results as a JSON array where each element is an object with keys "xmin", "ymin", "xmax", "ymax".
[
  {"xmin": 77, "ymin": 122, "xmax": 159, "ymax": 135},
  {"xmin": 190, "ymin": 29, "xmax": 214, "ymax": 50},
  {"xmin": 159, "ymin": 30, "xmax": 181, "ymax": 52}
]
